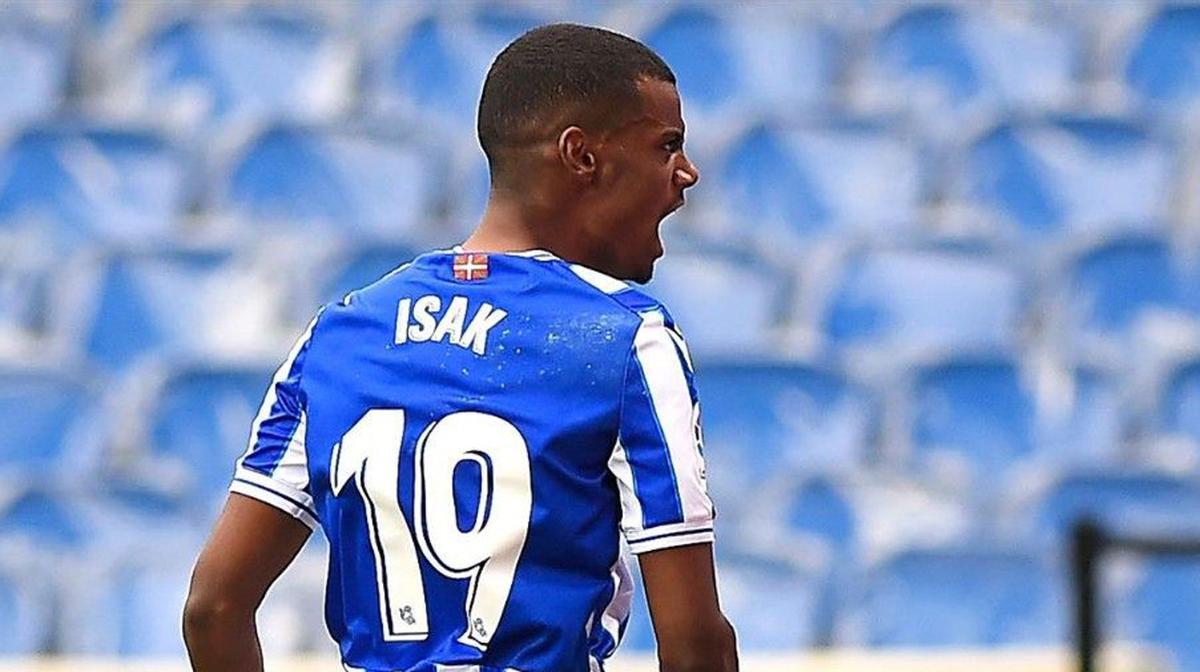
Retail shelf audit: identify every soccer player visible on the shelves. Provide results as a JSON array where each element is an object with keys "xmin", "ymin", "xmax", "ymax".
[{"xmin": 184, "ymin": 23, "xmax": 738, "ymax": 672}]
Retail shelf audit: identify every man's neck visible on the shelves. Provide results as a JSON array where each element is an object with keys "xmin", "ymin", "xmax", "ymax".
[{"xmin": 462, "ymin": 195, "xmax": 563, "ymax": 255}]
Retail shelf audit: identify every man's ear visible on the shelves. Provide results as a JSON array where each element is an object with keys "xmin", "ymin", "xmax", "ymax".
[{"xmin": 557, "ymin": 126, "xmax": 596, "ymax": 181}]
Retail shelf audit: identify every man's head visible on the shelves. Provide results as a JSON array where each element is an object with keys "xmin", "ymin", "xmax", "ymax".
[{"xmin": 477, "ymin": 23, "xmax": 699, "ymax": 283}]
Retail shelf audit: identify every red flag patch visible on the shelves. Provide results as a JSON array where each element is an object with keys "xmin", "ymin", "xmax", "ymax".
[{"xmin": 453, "ymin": 253, "xmax": 489, "ymax": 281}]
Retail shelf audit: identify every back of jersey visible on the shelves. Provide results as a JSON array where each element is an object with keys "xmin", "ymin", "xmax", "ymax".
[{"xmin": 231, "ymin": 249, "xmax": 714, "ymax": 672}]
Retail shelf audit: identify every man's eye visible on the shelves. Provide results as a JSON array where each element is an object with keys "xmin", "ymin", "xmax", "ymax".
[{"xmin": 664, "ymin": 139, "xmax": 683, "ymax": 152}]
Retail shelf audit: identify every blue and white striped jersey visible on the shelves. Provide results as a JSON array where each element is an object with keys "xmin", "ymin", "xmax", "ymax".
[{"xmin": 231, "ymin": 248, "xmax": 714, "ymax": 672}]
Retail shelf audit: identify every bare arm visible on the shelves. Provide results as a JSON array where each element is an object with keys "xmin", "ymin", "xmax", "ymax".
[
  {"xmin": 183, "ymin": 493, "xmax": 311, "ymax": 672},
  {"xmin": 640, "ymin": 542, "xmax": 738, "ymax": 672}
]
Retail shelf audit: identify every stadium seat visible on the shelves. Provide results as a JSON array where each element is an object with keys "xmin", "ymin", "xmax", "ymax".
[
  {"xmin": 318, "ymin": 241, "xmax": 421, "ymax": 306},
  {"xmin": 643, "ymin": 6, "xmax": 739, "ymax": 113},
  {"xmin": 694, "ymin": 362, "xmax": 874, "ymax": 489},
  {"xmin": 720, "ymin": 121, "xmax": 922, "ymax": 240},
  {"xmin": 126, "ymin": 13, "xmax": 352, "ymax": 128},
  {"xmin": 1125, "ymin": 6, "xmax": 1200, "ymax": 110},
  {"xmin": 0, "ymin": 369, "xmax": 101, "ymax": 486},
  {"xmin": 848, "ymin": 547, "xmax": 1064, "ymax": 646},
  {"xmin": 624, "ymin": 550, "xmax": 829, "ymax": 652},
  {"xmin": 642, "ymin": 6, "xmax": 837, "ymax": 116},
  {"xmin": 821, "ymin": 246, "xmax": 1023, "ymax": 361},
  {"xmin": 1113, "ymin": 558, "xmax": 1200, "ymax": 672},
  {"xmin": 1160, "ymin": 357, "xmax": 1200, "ymax": 449},
  {"xmin": 137, "ymin": 363, "xmax": 274, "ymax": 510},
  {"xmin": 63, "ymin": 546, "xmax": 196, "ymax": 655},
  {"xmin": 82, "ymin": 249, "xmax": 269, "ymax": 370},
  {"xmin": 909, "ymin": 356, "xmax": 1035, "ymax": 493},
  {"xmin": 0, "ymin": 544, "xmax": 53, "ymax": 655},
  {"xmin": 0, "ymin": 231, "xmax": 58, "ymax": 331},
  {"xmin": 0, "ymin": 18, "xmax": 67, "ymax": 127},
  {"xmin": 965, "ymin": 118, "xmax": 1171, "ymax": 237},
  {"xmin": 645, "ymin": 248, "xmax": 788, "ymax": 356},
  {"xmin": 0, "ymin": 238, "xmax": 51, "ymax": 354},
  {"xmin": 369, "ymin": 7, "xmax": 549, "ymax": 125},
  {"xmin": 784, "ymin": 477, "xmax": 858, "ymax": 556},
  {"xmin": 217, "ymin": 125, "xmax": 442, "ymax": 241},
  {"xmin": 1063, "ymin": 235, "xmax": 1200, "ymax": 343},
  {"xmin": 1037, "ymin": 366, "xmax": 1124, "ymax": 468},
  {"xmin": 370, "ymin": 16, "xmax": 476, "ymax": 124},
  {"xmin": 1032, "ymin": 472, "xmax": 1200, "ymax": 545},
  {"xmin": 863, "ymin": 5, "xmax": 1077, "ymax": 115},
  {"xmin": 0, "ymin": 126, "xmax": 188, "ymax": 248},
  {"xmin": 0, "ymin": 488, "xmax": 94, "ymax": 551}
]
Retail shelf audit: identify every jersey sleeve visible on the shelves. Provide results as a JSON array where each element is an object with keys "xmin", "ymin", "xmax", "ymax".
[
  {"xmin": 610, "ymin": 308, "xmax": 714, "ymax": 554},
  {"xmin": 229, "ymin": 316, "xmax": 321, "ymax": 530}
]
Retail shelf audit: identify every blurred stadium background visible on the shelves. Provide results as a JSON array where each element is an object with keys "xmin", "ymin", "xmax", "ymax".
[{"xmin": 5, "ymin": 0, "xmax": 1200, "ymax": 669}]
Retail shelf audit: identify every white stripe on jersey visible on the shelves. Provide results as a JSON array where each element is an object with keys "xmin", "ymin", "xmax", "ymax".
[
  {"xmin": 230, "ymin": 468, "xmax": 318, "ymax": 530},
  {"xmin": 569, "ymin": 264, "xmax": 628, "ymax": 294},
  {"xmin": 631, "ymin": 310, "xmax": 713, "ymax": 524},
  {"xmin": 664, "ymin": 324, "xmax": 694, "ymax": 372},
  {"xmin": 626, "ymin": 528, "xmax": 714, "ymax": 554},
  {"xmin": 606, "ymin": 439, "xmax": 643, "ymax": 534},
  {"xmin": 240, "ymin": 316, "xmax": 318, "ymax": 464},
  {"xmin": 599, "ymin": 554, "xmax": 633, "ymax": 648},
  {"xmin": 272, "ymin": 409, "xmax": 310, "ymax": 492}
]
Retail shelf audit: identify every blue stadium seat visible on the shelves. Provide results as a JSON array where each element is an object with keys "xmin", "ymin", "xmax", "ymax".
[
  {"xmin": 866, "ymin": 5, "xmax": 1077, "ymax": 115},
  {"xmin": 910, "ymin": 357, "xmax": 1034, "ymax": 492},
  {"xmin": 643, "ymin": 6, "xmax": 738, "ymax": 113},
  {"xmin": 1114, "ymin": 558, "xmax": 1200, "ymax": 672},
  {"xmin": 716, "ymin": 552, "xmax": 830, "ymax": 650},
  {"xmin": 0, "ymin": 127, "xmax": 187, "ymax": 248},
  {"xmin": 966, "ymin": 118, "xmax": 1170, "ymax": 237},
  {"xmin": 624, "ymin": 550, "xmax": 829, "ymax": 652},
  {"xmin": 372, "ymin": 17, "xmax": 476, "ymax": 124},
  {"xmin": 64, "ymin": 549, "xmax": 197, "ymax": 655},
  {"xmin": 132, "ymin": 13, "xmax": 350, "ymax": 127},
  {"xmin": 0, "ymin": 546, "xmax": 53, "ymax": 654},
  {"xmin": 1037, "ymin": 366, "xmax": 1124, "ymax": 468},
  {"xmin": 0, "ymin": 19, "xmax": 67, "ymax": 127},
  {"xmin": 83, "ymin": 250, "xmax": 238, "ymax": 370},
  {"xmin": 695, "ymin": 362, "xmax": 874, "ymax": 489},
  {"xmin": 642, "ymin": 6, "xmax": 836, "ymax": 116},
  {"xmin": 1126, "ymin": 6, "xmax": 1200, "ymax": 110},
  {"xmin": 1161, "ymin": 358, "xmax": 1200, "ymax": 449},
  {"xmin": 140, "ymin": 364, "xmax": 273, "ymax": 510},
  {"xmin": 371, "ymin": 8, "xmax": 548, "ymax": 125},
  {"xmin": 822, "ymin": 247, "xmax": 1022, "ymax": 359},
  {"xmin": 0, "ymin": 369, "xmax": 100, "ymax": 485},
  {"xmin": 1033, "ymin": 472, "xmax": 1200, "ymax": 545},
  {"xmin": 850, "ymin": 548, "xmax": 1064, "ymax": 646},
  {"xmin": 1064, "ymin": 235, "xmax": 1200, "ymax": 341},
  {"xmin": 0, "ymin": 488, "xmax": 94, "ymax": 551},
  {"xmin": 784, "ymin": 477, "xmax": 858, "ymax": 556},
  {"xmin": 319, "ymin": 242, "xmax": 420, "ymax": 306},
  {"xmin": 0, "ymin": 235, "xmax": 57, "ymax": 347},
  {"xmin": 219, "ymin": 125, "xmax": 441, "ymax": 241},
  {"xmin": 645, "ymin": 249, "xmax": 787, "ymax": 356},
  {"xmin": 720, "ymin": 121, "xmax": 922, "ymax": 240}
]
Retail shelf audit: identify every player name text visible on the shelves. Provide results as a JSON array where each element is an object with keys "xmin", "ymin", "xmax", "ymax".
[{"xmin": 395, "ymin": 295, "xmax": 508, "ymax": 355}]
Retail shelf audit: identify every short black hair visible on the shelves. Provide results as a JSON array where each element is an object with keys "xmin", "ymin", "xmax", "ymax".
[{"xmin": 477, "ymin": 23, "xmax": 675, "ymax": 183}]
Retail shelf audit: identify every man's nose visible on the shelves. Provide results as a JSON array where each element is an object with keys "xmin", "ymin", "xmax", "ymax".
[{"xmin": 674, "ymin": 157, "xmax": 700, "ymax": 188}]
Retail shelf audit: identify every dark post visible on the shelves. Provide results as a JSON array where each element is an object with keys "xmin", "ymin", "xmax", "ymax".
[{"xmin": 1073, "ymin": 519, "xmax": 1104, "ymax": 672}]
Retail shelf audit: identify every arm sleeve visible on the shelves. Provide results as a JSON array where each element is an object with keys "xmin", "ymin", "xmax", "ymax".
[
  {"xmin": 229, "ymin": 317, "xmax": 321, "ymax": 530},
  {"xmin": 610, "ymin": 308, "xmax": 714, "ymax": 554}
]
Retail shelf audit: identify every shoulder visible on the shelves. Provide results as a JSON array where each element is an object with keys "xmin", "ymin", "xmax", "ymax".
[
  {"xmin": 554, "ymin": 262, "xmax": 693, "ymax": 369},
  {"xmin": 557, "ymin": 262, "xmax": 678, "ymax": 325}
]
